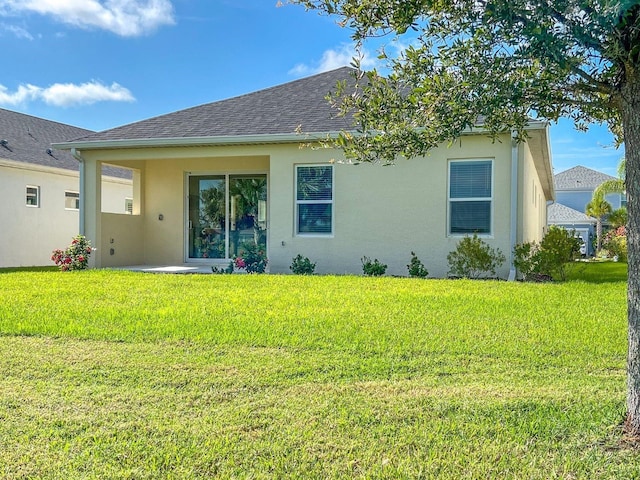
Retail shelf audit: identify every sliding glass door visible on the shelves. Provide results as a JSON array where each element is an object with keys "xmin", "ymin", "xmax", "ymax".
[{"xmin": 188, "ymin": 174, "xmax": 267, "ymax": 260}]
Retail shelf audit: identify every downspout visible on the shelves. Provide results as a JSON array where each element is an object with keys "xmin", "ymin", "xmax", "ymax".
[
  {"xmin": 71, "ymin": 148, "xmax": 85, "ymax": 235},
  {"xmin": 507, "ymin": 132, "xmax": 518, "ymax": 282}
]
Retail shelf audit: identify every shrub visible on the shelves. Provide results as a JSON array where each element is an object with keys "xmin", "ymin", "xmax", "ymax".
[
  {"xmin": 361, "ymin": 256, "xmax": 387, "ymax": 276},
  {"xmin": 603, "ymin": 226, "xmax": 627, "ymax": 262},
  {"xmin": 51, "ymin": 235, "xmax": 93, "ymax": 271},
  {"xmin": 447, "ymin": 234, "xmax": 505, "ymax": 279},
  {"xmin": 236, "ymin": 242, "xmax": 268, "ymax": 274},
  {"xmin": 211, "ymin": 261, "xmax": 234, "ymax": 274},
  {"xmin": 290, "ymin": 254, "xmax": 316, "ymax": 275},
  {"xmin": 407, "ymin": 252, "xmax": 428, "ymax": 278},
  {"xmin": 513, "ymin": 225, "xmax": 582, "ymax": 281},
  {"xmin": 513, "ymin": 241, "xmax": 540, "ymax": 281},
  {"xmin": 538, "ymin": 226, "xmax": 581, "ymax": 281}
]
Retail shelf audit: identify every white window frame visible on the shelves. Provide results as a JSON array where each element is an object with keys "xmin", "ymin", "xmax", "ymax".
[
  {"xmin": 447, "ymin": 159, "xmax": 494, "ymax": 236},
  {"xmin": 65, "ymin": 191, "xmax": 80, "ymax": 210},
  {"xmin": 26, "ymin": 185, "xmax": 40, "ymax": 208},
  {"xmin": 295, "ymin": 164, "xmax": 334, "ymax": 237}
]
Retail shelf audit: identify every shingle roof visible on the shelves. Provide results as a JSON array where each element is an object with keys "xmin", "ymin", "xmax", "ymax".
[
  {"xmin": 547, "ymin": 202, "xmax": 596, "ymax": 224},
  {"xmin": 0, "ymin": 108, "xmax": 93, "ymax": 170},
  {"xmin": 554, "ymin": 165, "xmax": 616, "ymax": 191},
  {"xmin": 70, "ymin": 67, "xmax": 359, "ymax": 143},
  {"xmin": 0, "ymin": 108, "xmax": 130, "ymax": 179}
]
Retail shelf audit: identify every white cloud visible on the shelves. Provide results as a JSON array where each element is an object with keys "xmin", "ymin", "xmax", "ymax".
[
  {"xmin": 289, "ymin": 43, "xmax": 378, "ymax": 77},
  {"xmin": 2, "ymin": 23, "xmax": 33, "ymax": 39},
  {"xmin": 0, "ymin": 81, "xmax": 135, "ymax": 107},
  {"xmin": 0, "ymin": 0, "xmax": 175, "ymax": 36},
  {"xmin": 0, "ymin": 84, "xmax": 41, "ymax": 105}
]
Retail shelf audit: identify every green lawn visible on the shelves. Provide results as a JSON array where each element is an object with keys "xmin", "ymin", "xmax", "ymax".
[{"xmin": 0, "ymin": 263, "xmax": 635, "ymax": 478}]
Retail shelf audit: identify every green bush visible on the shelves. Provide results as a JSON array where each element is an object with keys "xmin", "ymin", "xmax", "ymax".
[
  {"xmin": 361, "ymin": 256, "xmax": 387, "ymax": 276},
  {"xmin": 236, "ymin": 242, "xmax": 268, "ymax": 274},
  {"xmin": 538, "ymin": 226, "xmax": 581, "ymax": 281},
  {"xmin": 211, "ymin": 261, "xmax": 234, "ymax": 274},
  {"xmin": 513, "ymin": 225, "xmax": 582, "ymax": 281},
  {"xmin": 512, "ymin": 241, "xmax": 540, "ymax": 281},
  {"xmin": 290, "ymin": 254, "xmax": 316, "ymax": 275},
  {"xmin": 447, "ymin": 234, "xmax": 505, "ymax": 279},
  {"xmin": 407, "ymin": 251, "xmax": 428, "ymax": 278}
]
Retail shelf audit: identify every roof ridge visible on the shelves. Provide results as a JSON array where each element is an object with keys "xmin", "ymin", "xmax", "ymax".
[{"xmin": 79, "ymin": 66, "xmax": 358, "ymax": 141}]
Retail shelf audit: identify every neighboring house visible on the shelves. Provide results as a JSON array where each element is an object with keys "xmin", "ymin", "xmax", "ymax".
[
  {"xmin": 54, "ymin": 67, "xmax": 554, "ymax": 278},
  {"xmin": 547, "ymin": 203, "xmax": 595, "ymax": 256},
  {"xmin": 553, "ymin": 165, "xmax": 626, "ymax": 212},
  {"xmin": 0, "ymin": 108, "xmax": 133, "ymax": 267},
  {"xmin": 548, "ymin": 165, "xmax": 626, "ymax": 256}
]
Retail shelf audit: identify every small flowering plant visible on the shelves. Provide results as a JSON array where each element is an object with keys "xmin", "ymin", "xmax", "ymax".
[
  {"xmin": 52, "ymin": 235, "xmax": 93, "ymax": 271},
  {"xmin": 234, "ymin": 242, "xmax": 268, "ymax": 273}
]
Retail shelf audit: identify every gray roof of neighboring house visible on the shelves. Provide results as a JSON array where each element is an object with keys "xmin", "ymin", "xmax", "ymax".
[
  {"xmin": 554, "ymin": 165, "xmax": 616, "ymax": 191},
  {"xmin": 548, "ymin": 202, "xmax": 596, "ymax": 224},
  {"xmin": 69, "ymin": 67, "xmax": 360, "ymax": 143},
  {"xmin": 0, "ymin": 108, "xmax": 129, "ymax": 179}
]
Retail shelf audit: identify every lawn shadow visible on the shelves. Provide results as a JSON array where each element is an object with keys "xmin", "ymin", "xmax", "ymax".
[
  {"xmin": 0, "ymin": 266, "xmax": 58, "ymax": 274},
  {"xmin": 565, "ymin": 261, "xmax": 628, "ymax": 284}
]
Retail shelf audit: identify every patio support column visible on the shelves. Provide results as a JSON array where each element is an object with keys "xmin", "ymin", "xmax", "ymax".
[
  {"xmin": 78, "ymin": 152, "xmax": 102, "ymax": 268},
  {"xmin": 507, "ymin": 132, "xmax": 519, "ymax": 281},
  {"xmin": 132, "ymin": 169, "xmax": 143, "ymax": 215}
]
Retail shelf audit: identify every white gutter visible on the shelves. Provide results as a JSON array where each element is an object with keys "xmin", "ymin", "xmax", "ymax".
[
  {"xmin": 71, "ymin": 148, "xmax": 85, "ymax": 235},
  {"xmin": 52, "ymin": 132, "xmax": 339, "ymax": 151},
  {"xmin": 508, "ymin": 132, "xmax": 519, "ymax": 282}
]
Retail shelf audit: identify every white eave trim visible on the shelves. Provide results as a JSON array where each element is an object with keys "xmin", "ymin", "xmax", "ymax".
[{"xmin": 52, "ymin": 132, "xmax": 341, "ymax": 151}]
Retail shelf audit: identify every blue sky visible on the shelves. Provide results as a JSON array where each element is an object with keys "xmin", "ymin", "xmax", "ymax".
[{"xmin": 0, "ymin": 0, "xmax": 625, "ymax": 176}]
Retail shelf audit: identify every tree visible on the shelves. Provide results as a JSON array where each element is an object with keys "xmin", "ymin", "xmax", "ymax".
[
  {"xmin": 609, "ymin": 207, "xmax": 628, "ymax": 228},
  {"xmin": 586, "ymin": 193, "xmax": 613, "ymax": 253},
  {"xmin": 290, "ymin": 0, "xmax": 640, "ymax": 435},
  {"xmin": 595, "ymin": 156, "xmax": 626, "ymax": 198}
]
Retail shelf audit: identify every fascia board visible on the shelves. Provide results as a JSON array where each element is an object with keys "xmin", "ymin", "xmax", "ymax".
[{"xmin": 52, "ymin": 132, "xmax": 342, "ymax": 151}]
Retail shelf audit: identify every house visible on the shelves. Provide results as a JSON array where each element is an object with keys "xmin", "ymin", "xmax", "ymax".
[
  {"xmin": 546, "ymin": 203, "xmax": 595, "ymax": 256},
  {"xmin": 553, "ymin": 165, "xmax": 625, "ymax": 212},
  {"xmin": 548, "ymin": 165, "xmax": 626, "ymax": 256},
  {"xmin": 0, "ymin": 108, "xmax": 133, "ymax": 267},
  {"xmin": 53, "ymin": 67, "xmax": 553, "ymax": 278}
]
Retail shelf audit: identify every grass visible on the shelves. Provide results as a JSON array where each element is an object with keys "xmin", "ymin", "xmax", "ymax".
[
  {"xmin": 0, "ymin": 262, "xmax": 635, "ymax": 478},
  {"xmin": 566, "ymin": 259, "xmax": 628, "ymax": 283}
]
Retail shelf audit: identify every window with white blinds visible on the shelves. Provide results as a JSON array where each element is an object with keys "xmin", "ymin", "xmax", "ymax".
[
  {"xmin": 295, "ymin": 165, "xmax": 333, "ymax": 235},
  {"xmin": 26, "ymin": 185, "xmax": 40, "ymax": 207},
  {"xmin": 448, "ymin": 160, "xmax": 493, "ymax": 235}
]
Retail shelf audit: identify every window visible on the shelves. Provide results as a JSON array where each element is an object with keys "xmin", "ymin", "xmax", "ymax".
[
  {"xmin": 65, "ymin": 191, "xmax": 80, "ymax": 210},
  {"xmin": 187, "ymin": 174, "xmax": 267, "ymax": 260},
  {"xmin": 125, "ymin": 198, "xmax": 133, "ymax": 214},
  {"xmin": 26, "ymin": 186, "xmax": 40, "ymax": 207},
  {"xmin": 296, "ymin": 165, "xmax": 333, "ymax": 235},
  {"xmin": 448, "ymin": 160, "xmax": 493, "ymax": 235}
]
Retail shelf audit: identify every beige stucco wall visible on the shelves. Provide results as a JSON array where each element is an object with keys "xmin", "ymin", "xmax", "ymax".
[
  {"xmin": 519, "ymin": 140, "xmax": 549, "ymax": 244},
  {"xmin": 269, "ymin": 135, "xmax": 513, "ymax": 278},
  {"xmin": 143, "ymin": 155, "xmax": 269, "ymax": 266},
  {"xmin": 102, "ymin": 176, "xmax": 134, "ymax": 214},
  {"xmin": 80, "ymin": 133, "xmax": 518, "ymax": 277},
  {"xmin": 0, "ymin": 160, "xmax": 133, "ymax": 267},
  {"xmin": 100, "ymin": 213, "xmax": 144, "ymax": 266}
]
